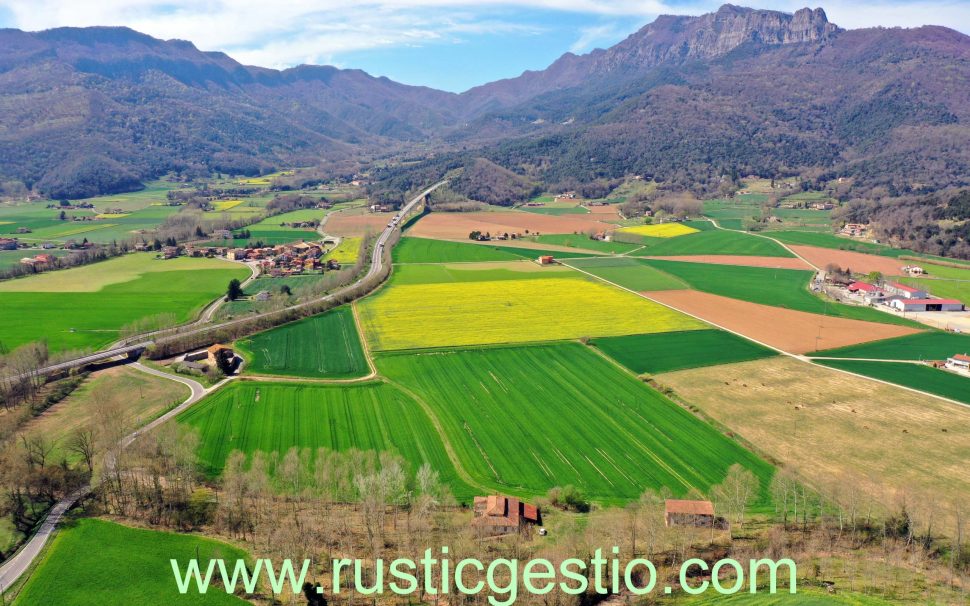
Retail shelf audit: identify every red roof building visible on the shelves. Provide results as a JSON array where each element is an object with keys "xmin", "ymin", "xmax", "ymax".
[
  {"xmin": 847, "ymin": 281, "xmax": 878, "ymax": 293},
  {"xmin": 472, "ymin": 495, "xmax": 541, "ymax": 536}
]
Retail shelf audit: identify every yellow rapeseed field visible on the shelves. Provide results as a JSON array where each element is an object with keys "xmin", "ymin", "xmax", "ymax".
[
  {"xmin": 618, "ymin": 223, "xmax": 699, "ymax": 238},
  {"xmin": 358, "ymin": 276, "xmax": 706, "ymax": 350},
  {"xmin": 213, "ymin": 199, "xmax": 244, "ymax": 211},
  {"xmin": 324, "ymin": 237, "xmax": 363, "ymax": 264},
  {"xmin": 94, "ymin": 213, "xmax": 129, "ymax": 219}
]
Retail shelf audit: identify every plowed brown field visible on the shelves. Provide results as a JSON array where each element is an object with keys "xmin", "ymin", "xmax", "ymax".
[
  {"xmin": 409, "ymin": 212, "xmax": 614, "ymax": 239},
  {"xmin": 643, "ymin": 289, "xmax": 921, "ymax": 353},
  {"xmin": 788, "ymin": 245, "xmax": 908, "ymax": 276}
]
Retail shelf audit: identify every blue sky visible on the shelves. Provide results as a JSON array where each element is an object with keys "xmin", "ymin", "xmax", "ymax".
[{"xmin": 1, "ymin": 1, "xmax": 968, "ymax": 92}]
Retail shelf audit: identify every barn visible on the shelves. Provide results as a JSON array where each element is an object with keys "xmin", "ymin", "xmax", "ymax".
[
  {"xmin": 885, "ymin": 283, "xmax": 927, "ymax": 300},
  {"xmin": 890, "ymin": 298, "xmax": 966, "ymax": 313},
  {"xmin": 664, "ymin": 499, "xmax": 715, "ymax": 528}
]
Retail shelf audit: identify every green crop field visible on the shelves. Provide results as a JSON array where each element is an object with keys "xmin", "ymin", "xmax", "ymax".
[
  {"xmin": 237, "ymin": 307, "xmax": 369, "ymax": 379},
  {"xmin": 393, "ymin": 237, "xmax": 522, "ymax": 263},
  {"xmin": 519, "ymin": 205, "xmax": 589, "ymax": 216},
  {"xmin": 634, "ymin": 229, "xmax": 794, "ymax": 257},
  {"xmin": 767, "ymin": 231, "xmax": 907, "ymax": 256},
  {"xmin": 566, "ymin": 257, "xmax": 687, "ymax": 291},
  {"xmin": 642, "ymin": 259, "xmax": 921, "ymax": 327},
  {"xmin": 487, "ymin": 244, "xmax": 600, "ymax": 259},
  {"xmin": 0, "ymin": 253, "xmax": 248, "ymax": 351},
  {"xmin": 592, "ymin": 329, "xmax": 777, "ymax": 374},
  {"xmin": 815, "ymin": 331, "xmax": 970, "ymax": 361},
  {"xmin": 377, "ymin": 343, "xmax": 773, "ymax": 502},
  {"xmin": 13, "ymin": 519, "xmax": 249, "ymax": 605},
  {"xmin": 243, "ymin": 274, "xmax": 327, "ymax": 296},
  {"xmin": 529, "ymin": 233, "xmax": 641, "ymax": 254},
  {"xmin": 682, "ymin": 220, "xmax": 715, "ymax": 231},
  {"xmin": 177, "ymin": 381, "xmax": 477, "ymax": 499},
  {"xmin": 817, "ymin": 359, "xmax": 970, "ymax": 406}
]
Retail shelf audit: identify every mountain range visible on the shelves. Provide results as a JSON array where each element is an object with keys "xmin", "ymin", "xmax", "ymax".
[{"xmin": 0, "ymin": 4, "xmax": 968, "ymax": 198}]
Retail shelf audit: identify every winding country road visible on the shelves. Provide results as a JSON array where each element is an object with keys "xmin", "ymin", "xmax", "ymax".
[{"xmin": 0, "ymin": 181, "xmax": 445, "ymax": 593}]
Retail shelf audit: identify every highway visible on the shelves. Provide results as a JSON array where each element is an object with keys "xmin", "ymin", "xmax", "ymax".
[
  {"xmin": 0, "ymin": 180, "xmax": 445, "ymax": 592},
  {"xmin": 6, "ymin": 181, "xmax": 446, "ymax": 382}
]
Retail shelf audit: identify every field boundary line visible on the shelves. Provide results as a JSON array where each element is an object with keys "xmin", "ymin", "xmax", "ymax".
[
  {"xmin": 351, "ymin": 301, "xmax": 378, "ymax": 379},
  {"xmin": 381, "ymin": 378, "xmax": 494, "ymax": 495},
  {"xmin": 805, "ymin": 360, "xmax": 970, "ymax": 409},
  {"xmin": 561, "ymin": 260, "xmax": 791, "ymax": 357}
]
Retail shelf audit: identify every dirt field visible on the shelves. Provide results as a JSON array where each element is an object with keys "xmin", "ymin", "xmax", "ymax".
[
  {"xmin": 788, "ymin": 245, "xmax": 908, "ymax": 276},
  {"xmin": 657, "ymin": 357, "xmax": 970, "ymax": 527},
  {"xmin": 644, "ymin": 289, "xmax": 921, "ymax": 353},
  {"xmin": 409, "ymin": 212, "xmax": 614, "ymax": 239},
  {"xmin": 326, "ymin": 211, "xmax": 393, "ymax": 237},
  {"xmin": 586, "ymin": 205, "xmax": 621, "ymax": 218},
  {"xmin": 644, "ymin": 255, "xmax": 812, "ymax": 270},
  {"xmin": 466, "ymin": 239, "xmax": 604, "ymax": 254}
]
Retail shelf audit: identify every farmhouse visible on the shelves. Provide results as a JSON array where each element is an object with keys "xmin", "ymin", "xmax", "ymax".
[
  {"xmin": 471, "ymin": 495, "xmax": 541, "ymax": 536},
  {"xmin": 903, "ymin": 265, "xmax": 925, "ymax": 276},
  {"xmin": 664, "ymin": 499, "xmax": 715, "ymax": 528},
  {"xmin": 840, "ymin": 223, "xmax": 869, "ymax": 237},
  {"xmin": 537, "ymin": 255, "xmax": 555, "ymax": 265},
  {"xmin": 890, "ymin": 298, "xmax": 966, "ymax": 313},
  {"xmin": 847, "ymin": 281, "xmax": 879, "ymax": 294},
  {"xmin": 945, "ymin": 354, "xmax": 970, "ymax": 372},
  {"xmin": 885, "ymin": 282, "xmax": 927, "ymax": 299},
  {"xmin": 0, "ymin": 238, "xmax": 18, "ymax": 250}
]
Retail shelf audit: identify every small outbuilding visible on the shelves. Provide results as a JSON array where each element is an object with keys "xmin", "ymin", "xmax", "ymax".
[
  {"xmin": 664, "ymin": 499, "xmax": 715, "ymax": 528},
  {"xmin": 207, "ymin": 344, "xmax": 234, "ymax": 367},
  {"xmin": 946, "ymin": 354, "xmax": 970, "ymax": 371},
  {"xmin": 537, "ymin": 255, "xmax": 555, "ymax": 265}
]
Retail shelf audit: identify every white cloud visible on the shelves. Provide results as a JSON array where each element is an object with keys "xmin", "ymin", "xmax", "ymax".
[{"xmin": 0, "ymin": 0, "xmax": 965, "ymax": 71}]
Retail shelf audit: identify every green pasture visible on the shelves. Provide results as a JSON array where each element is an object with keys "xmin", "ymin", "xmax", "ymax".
[
  {"xmin": 0, "ymin": 253, "xmax": 247, "ymax": 351},
  {"xmin": 529, "ymin": 233, "xmax": 641, "ymax": 254},
  {"xmin": 377, "ymin": 343, "xmax": 773, "ymax": 503},
  {"xmin": 13, "ymin": 519, "xmax": 249, "ymax": 605},
  {"xmin": 393, "ymin": 237, "xmax": 523, "ymax": 263},
  {"xmin": 592, "ymin": 330, "xmax": 777, "ymax": 374},
  {"xmin": 177, "ymin": 381, "xmax": 477, "ymax": 500},
  {"xmin": 815, "ymin": 331, "xmax": 970, "ymax": 361},
  {"xmin": 237, "ymin": 307, "xmax": 368, "ymax": 379},
  {"xmin": 566, "ymin": 257, "xmax": 687, "ymax": 291},
  {"xmin": 816, "ymin": 359, "xmax": 970, "ymax": 406},
  {"xmin": 632, "ymin": 229, "xmax": 793, "ymax": 257}
]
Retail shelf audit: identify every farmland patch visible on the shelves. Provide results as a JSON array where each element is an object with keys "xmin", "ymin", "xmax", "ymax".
[
  {"xmin": 592, "ymin": 329, "xmax": 776, "ymax": 374},
  {"xmin": 237, "ymin": 307, "xmax": 368, "ymax": 379},
  {"xmin": 378, "ymin": 343, "xmax": 773, "ymax": 501}
]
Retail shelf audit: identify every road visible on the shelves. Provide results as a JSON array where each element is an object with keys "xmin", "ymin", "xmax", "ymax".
[
  {"xmin": 9, "ymin": 181, "xmax": 446, "ymax": 382},
  {"xmin": 0, "ymin": 181, "xmax": 445, "ymax": 592},
  {"xmin": 0, "ymin": 364, "xmax": 214, "ymax": 593}
]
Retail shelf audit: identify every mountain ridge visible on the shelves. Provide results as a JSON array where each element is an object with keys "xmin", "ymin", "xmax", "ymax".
[{"xmin": 0, "ymin": 5, "xmax": 968, "ymax": 197}]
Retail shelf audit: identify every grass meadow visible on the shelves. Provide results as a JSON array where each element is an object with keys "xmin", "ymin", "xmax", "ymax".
[
  {"xmin": 0, "ymin": 253, "xmax": 248, "ymax": 351},
  {"xmin": 816, "ymin": 359, "xmax": 970, "ymax": 405},
  {"xmin": 642, "ymin": 259, "xmax": 921, "ymax": 327},
  {"xmin": 815, "ymin": 331, "xmax": 970, "ymax": 361},
  {"xmin": 177, "ymin": 381, "xmax": 477, "ymax": 499},
  {"xmin": 635, "ymin": 229, "xmax": 794, "ymax": 257},
  {"xmin": 323, "ymin": 237, "xmax": 362, "ymax": 264},
  {"xmin": 358, "ymin": 273, "xmax": 706, "ymax": 351},
  {"xmin": 530, "ymin": 233, "xmax": 642, "ymax": 254},
  {"xmin": 377, "ymin": 343, "xmax": 773, "ymax": 502},
  {"xmin": 592, "ymin": 329, "xmax": 777, "ymax": 374},
  {"xmin": 393, "ymin": 237, "xmax": 523, "ymax": 263},
  {"xmin": 566, "ymin": 257, "xmax": 687, "ymax": 291},
  {"xmin": 13, "ymin": 519, "xmax": 250, "ymax": 605},
  {"xmin": 237, "ymin": 307, "xmax": 369, "ymax": 379}
]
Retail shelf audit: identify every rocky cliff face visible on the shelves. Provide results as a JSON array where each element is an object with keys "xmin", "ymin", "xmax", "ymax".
[{"xmin": 461, "ymin": 5, "xmax": 841, "ymax": 112}]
